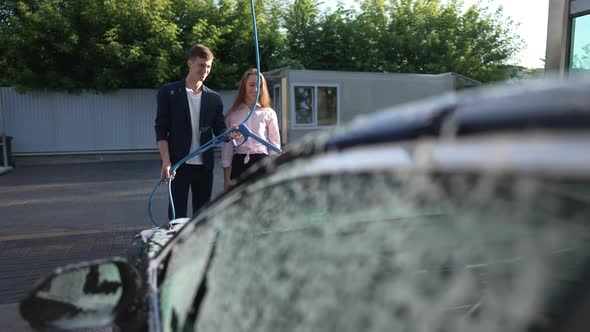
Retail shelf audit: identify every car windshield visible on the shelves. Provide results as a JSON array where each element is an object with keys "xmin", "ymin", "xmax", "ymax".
[{"xmin": 155, "ymin": 168, "xmax": 590, "ymax": 331}]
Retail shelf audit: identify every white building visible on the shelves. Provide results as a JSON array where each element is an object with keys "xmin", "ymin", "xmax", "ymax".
[
  {"xmin": 265, "ymin": 69, "xmax": 479, "ymax": 144},
  {"xmin": 546, "ymin": 0, "xmax": 590, "ymax": 76}
]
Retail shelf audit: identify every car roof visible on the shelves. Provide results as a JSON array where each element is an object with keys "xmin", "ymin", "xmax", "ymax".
[{"xmin": 325, "ymin": 78, "xmax": 590, "ymax": 151}]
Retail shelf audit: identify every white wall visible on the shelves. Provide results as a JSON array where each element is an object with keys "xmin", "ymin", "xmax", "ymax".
[
  {"xmin": 284, "ymin": 71, "xmax": 455, "ymax": 143},
  {"xmin": 0, "ymin": 88, "xmax": 237, "ymax": 155}
]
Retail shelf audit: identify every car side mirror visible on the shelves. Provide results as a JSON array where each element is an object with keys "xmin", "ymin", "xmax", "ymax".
[{"xmin": 19, "ymin": 257, "xmax": 142, "ymax": 331}]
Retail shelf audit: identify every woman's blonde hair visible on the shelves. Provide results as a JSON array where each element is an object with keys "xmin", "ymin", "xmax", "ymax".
[{"xmin": 227, "ymin": 68, "xmax": 271, "ymax": 115}]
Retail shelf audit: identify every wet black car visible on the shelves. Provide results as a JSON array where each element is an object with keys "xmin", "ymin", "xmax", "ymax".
[{"xmin": 20, "ymin": 78, "xmax": 590, "ymax": 332}]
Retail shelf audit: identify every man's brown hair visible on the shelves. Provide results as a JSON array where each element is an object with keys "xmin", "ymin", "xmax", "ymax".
[{"xmin": 188, "ymin": 44, "xmax": 214, "ymax": 60}]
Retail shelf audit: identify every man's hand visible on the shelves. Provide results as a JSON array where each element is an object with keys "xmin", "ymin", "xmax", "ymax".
[
  {"xmin": 223, "ymin": 167, "xmax": 233, "ymax": 191},
  {"xmin": 160, "ymin": 161, "xmax": 175, "ymax": 183},
  {"xmin": 157, "ymin": 141, "xmax": 174, "ymax": 182}
]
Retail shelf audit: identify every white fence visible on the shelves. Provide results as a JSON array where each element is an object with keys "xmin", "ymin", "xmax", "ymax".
[
  {"xmin": 0, "ymin": 91, "xmax": 8, "ymax": 167},
  {"xmin": 0, "ymin": 87, "xmax": 237, "ymax": 155}
]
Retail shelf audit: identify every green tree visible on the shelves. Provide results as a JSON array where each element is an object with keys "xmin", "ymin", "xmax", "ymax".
[
  {"xmin": 203, "ymin": 0, "xmax": 287, "ymax": 89},
  {"xmin": 351, "ymin": 0, "xmax": 390, "ymax": 71},
  {"xmin": 283, "ymin": 0, "xmax": 321, "ymax": 69},
  {"xmin": 0, "ymin": 0, "xmax": 287, "ymax": 91},
  {"xmin": 313, "ymin": 4, "xmax": 357, "ymax": 71},
  {"xmin": 0, "ymin": 0, "xmax": 524, "ymax": 91},
  {"xmin": 571, "ymin": 44, "xmax": 590, "ymax": 72},
  {"xmin": 168, "ymin": 0, "xmax": 230, "ymax": 87},
  {"xmin": 1, "ymin": 0, "xmax": 182, "ymax": 91},
  {"xmin": 382, "ymin": 0, "xmax": 523, "ymax": 81},
  {"xmin": 282, "ymin": 0, "xmax": 522, "ymax": 83}
]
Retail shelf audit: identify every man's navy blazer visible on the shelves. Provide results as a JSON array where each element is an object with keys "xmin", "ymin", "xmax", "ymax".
[{"xmin": 155, "ymin": 80, "xmax": 227, "ymax": 169}]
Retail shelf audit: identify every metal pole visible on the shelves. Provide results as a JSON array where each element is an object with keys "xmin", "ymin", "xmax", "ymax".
[
  {"xmin": 0, "ymin": 88, "xmax": 8, "ymax": 168},
  {"xmin": 545, "ymin": 0, "xmax": 571, "ymax": 77}
]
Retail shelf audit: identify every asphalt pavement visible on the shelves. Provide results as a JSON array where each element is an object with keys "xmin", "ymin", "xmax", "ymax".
[{"xmin": 0, "ymin": 152, "xmax": 225, "ymax": 331}]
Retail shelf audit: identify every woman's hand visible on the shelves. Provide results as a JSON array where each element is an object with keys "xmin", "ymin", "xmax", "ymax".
[
  {"xmin": 224, "ymin": 178, "xmax": 234, "ymax": 191},
  {"xmin": 223, "ymin": 167, "xmax": 233, "ymax": 191}
]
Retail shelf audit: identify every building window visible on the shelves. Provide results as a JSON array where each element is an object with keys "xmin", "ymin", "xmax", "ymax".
[
  {"xmin": 273, "ymin": 84, "xmax": 282, "ymax": 129},
  {"xmin": 570, "ymin": 13, "xmax": 590, "ymax": 73},
  {"xmin": 291, "ymin": 84, "xmax": 339, "ymax": 128},
  {"xmin": 293, "ymin": 86, "xmax": 314, "ymax": 125},
  {"xmin": 273, "ymin": 85, "xmax": 281, "ymax": 112},
  {"xmin": 317, "ymin": 87, "xmax": 338, "ymax": 126}
]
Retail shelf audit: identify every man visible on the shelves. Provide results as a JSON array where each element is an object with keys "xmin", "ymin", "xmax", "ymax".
[{"xmin": 155, "ymin": 44, "xmax": 227, "ymax": 219}]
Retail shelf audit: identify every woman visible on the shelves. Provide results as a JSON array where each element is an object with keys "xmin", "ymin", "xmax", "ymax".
[{"xmin": 222, "ymin": 68, "xmax": 281, "ymax": 190}]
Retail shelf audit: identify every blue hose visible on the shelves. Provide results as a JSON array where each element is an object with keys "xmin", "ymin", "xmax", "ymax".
[{"xmin": 147, "ymin": 0, "xmax": 280, "ymax": 227}]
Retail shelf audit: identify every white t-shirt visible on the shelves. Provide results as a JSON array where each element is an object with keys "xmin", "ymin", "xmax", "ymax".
[{"xmin": 186, "ymin": 89, "xmax": 203, "ymax": 165}]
